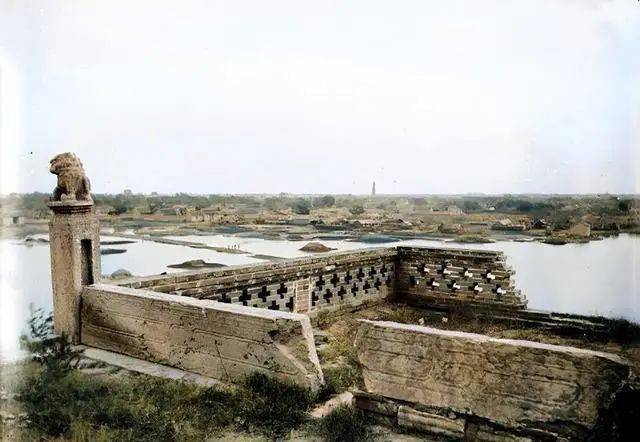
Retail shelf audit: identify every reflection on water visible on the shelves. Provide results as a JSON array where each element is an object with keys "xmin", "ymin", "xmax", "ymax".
[{"xmin": 1, "ymin": 233, "xmax": 638, "ymax": 361}]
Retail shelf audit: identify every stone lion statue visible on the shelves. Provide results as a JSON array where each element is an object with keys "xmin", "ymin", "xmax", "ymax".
[{"xmin": 49, "ymin": 152, "xmax": 92, "ymax": 202}]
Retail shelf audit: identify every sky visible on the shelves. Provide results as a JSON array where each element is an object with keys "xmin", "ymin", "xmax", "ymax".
[{"xmin": 0, "ymin": 0, "xmax": 639, "ymax": 195}]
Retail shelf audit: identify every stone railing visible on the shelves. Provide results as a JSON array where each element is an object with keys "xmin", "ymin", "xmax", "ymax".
[
  {"xmin": 395, "ymin": 246, "xmax": 527, "ymax": 310},
  {"xmin": 116, "ymin": 248, "xmax": 399, "ymax": 315},
  {"xmin": 114, "ymin": 246, "xmax": 527, "ymax": 315}
]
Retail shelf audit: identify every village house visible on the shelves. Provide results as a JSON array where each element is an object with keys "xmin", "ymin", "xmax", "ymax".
[
  {"xmin": 566, "ymin": 221, "xmax": 591, "ymax": 238},
  {"xmin": 1, "ymin": 214, "xmax": 24, "ymax": 226},
  {"xmin": 491, "ymin": 218, "xmax": 527, "ymax": 231}
]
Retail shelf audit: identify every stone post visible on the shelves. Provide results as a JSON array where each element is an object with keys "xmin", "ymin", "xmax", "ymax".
[{"xmin": 48, "ymin": 200, "xmax": 100, "ymax": 343}]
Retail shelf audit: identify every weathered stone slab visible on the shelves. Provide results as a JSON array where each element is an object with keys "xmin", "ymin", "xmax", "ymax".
[
  {"xmin": 355, "ymin": 320, "xmax": 630, "ymax": 433},
  {"xmin": 81, "ymin": 284, "xmax": 324, "ymax": 390},
  {"xmin": 352, "ymin": 390, "xmax": 399, "ymax": 417},
  {"xmin": 397, "ymin": 405, "xmax": 465, "ymax": 439}
]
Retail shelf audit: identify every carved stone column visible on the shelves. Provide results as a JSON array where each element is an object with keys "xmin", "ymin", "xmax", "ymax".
[
  {"xmin": 48, "ymin": 201, "xmax": 100, "ymax": 343},
  {"xmin": 47, "ymin": 153, "xmax": 99, "ymax": 343}
]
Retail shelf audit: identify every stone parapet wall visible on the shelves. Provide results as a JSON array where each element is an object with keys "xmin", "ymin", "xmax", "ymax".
[
  {"xmin": 354, "ymin": 320, "xmax": 630, "ymax": 439},
  {"xmin": 81, "ymin": 284, "xmax": 324, "ymax": 390},
  {"xmin": 113, "ymin": 245, "xmax": 526, "ymax": 315},
  {"xmin": 117, "ymin": 248, "xmax": 398, "ymax": 314},
  {"xmin": 395, "ymin": 246, "xmax": 527, "ymax": 310}
]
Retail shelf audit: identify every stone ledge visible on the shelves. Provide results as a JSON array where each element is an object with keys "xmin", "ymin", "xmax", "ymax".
[
  {"xmin": 76, "ymin": 346, "xmax": 223, "ymax": 388},
  {"xmin": 398, "ymin": 405, "xmax": 465, "ymax": 439},
  {"xmin": 48, "ymin": 200, "xmax": 94, "ymax": 214}
]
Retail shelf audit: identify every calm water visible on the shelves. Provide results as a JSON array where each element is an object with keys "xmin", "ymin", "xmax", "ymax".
[{"xmin": 1, "ymin": 233, "xmax": 638, "ymax": 361}]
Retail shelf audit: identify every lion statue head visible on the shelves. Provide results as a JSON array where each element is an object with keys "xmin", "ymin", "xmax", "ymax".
[{"xmin": 50, "ymin": 152, "xmax": 92, "ymax": 202}]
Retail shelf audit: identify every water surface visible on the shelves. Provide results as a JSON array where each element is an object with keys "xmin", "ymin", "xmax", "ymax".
[{"xmin": 1, "ymin": 233, "xmax": 638, "ymax": 361}]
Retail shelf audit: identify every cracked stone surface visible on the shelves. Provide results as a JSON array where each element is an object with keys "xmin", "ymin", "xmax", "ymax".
[
  {"xmin": 81, "ymin": 284, "xmax": 323, "ymax": 390},
  {"xmin": 355, "ymin": 320, "xmax": 631, "ymax": 434}
]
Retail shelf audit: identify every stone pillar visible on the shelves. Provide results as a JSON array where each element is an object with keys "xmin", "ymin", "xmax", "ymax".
[
  {"xmin": 293, "ymin": 277, "xmax": 312, "ymax": 314},
  {"xmin": 48, "ymin": 201, "xmax": 100, "ymax": 343}
]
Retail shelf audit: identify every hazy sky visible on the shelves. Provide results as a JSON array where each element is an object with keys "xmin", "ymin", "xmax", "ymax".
[{"xmin": 0, "ymin": 0, "xmax": 638, "ymax": 195}]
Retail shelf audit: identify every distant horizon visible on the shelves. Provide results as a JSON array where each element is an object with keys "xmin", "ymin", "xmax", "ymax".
[{"xmin": 2, "ymin": 190, "xmax": 639, "ymax": 198}]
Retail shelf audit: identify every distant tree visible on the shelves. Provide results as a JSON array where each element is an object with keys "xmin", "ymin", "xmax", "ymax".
[
  {"xmin": 263, "ymin": 197, "xmax": 285, "ymax": 211},
  {"xmin": 618, "ymin": 200, "xmax": 631, "ymax": 213},
  {"xmin": 111, "ymin": 197, "xmax": 134, "ymax": 215},
  {"xmin": 349, "ymin": 205, "xmax": 365, "ymax": 216},
  {"xmin": 462, "ymin": 200, "xmax": 481, "ymax": 211},
  {"xmin": 516, "ymin": 201, "xmax": 533, "ymax": 212},
  {"xmin": 313, "ymin": 195, "xmax": 335, "ymax": 208},
  {"xmin": 291, "ymin": 198, "xmax": 311, "ymax": 215},
  {"xmin": 148, "ymin": 202, "xmax": 160, "ymax": 214}
]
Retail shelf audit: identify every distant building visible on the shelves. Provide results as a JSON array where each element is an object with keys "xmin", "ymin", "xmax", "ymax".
[
  {"xmin": 567, "ymin": 222, "xmax": 591, "ymax": 238},
  {"xmin": 446, "ymin": 205, "xmax": 463, "ymax": 215},
  {"xmin": 289, "ymin": 216, "xmax": 310, "ymax": 226},
  {"xmin": 1, "ymin": 215, "xmax": 24, "ymax": 226},
  {"xmin": 532, "ymin": 219, "xmax": 548, "ymax": 229},
  {"xmin": 371, "ymin": 181, "xmax": 376, "ymax": 196},
  {"xmin": 492, "ymin": 218, "xmax": 527, "ymax": 231}
]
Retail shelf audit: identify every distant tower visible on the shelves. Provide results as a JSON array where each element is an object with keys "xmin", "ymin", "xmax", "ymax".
[{"xmin": 371, "ymin": 181, "xmax": 376, "ymax": 196}]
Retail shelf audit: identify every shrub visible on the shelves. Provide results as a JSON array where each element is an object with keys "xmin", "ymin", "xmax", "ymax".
[
  {"xmin": 349, "ymin": 205, "xmax": 365, "ymax": 216},
  {"xmin": 292, "ymin": 198, "xmax": 311, "ymax": 215},
  {"xmin": 322, "ymin": 364, "xmax": 360, "ymax": 396},
  {"xmin": 313, "ymin": 195, "xmax": 335, "ymax": 208},
  {"xmin": 313, "ymin": 405, "xmax": 374, "ymax": 442},
  {"xmin": 20, "ymin": 307, "xmax": 81, "ymax": 373},
  {"xmin": 604, "ymin": 318, "xmax": 640, "ymax": 344},
  {"xmin": 236, "ymin": 372, "xmax": 313, "ymax": 439}
]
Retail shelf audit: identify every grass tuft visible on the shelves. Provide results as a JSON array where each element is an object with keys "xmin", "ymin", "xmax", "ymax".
[
  {"xmin": 312, "ymin": 405, "xmax": 375, "ymax": 442},
  {"xmin": 236, "ymin": 372, "xmax": 314, "ymax": 439}
]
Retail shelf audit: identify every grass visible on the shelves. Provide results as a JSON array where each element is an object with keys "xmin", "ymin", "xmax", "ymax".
[
  {"xmin": 604, "ymin": 317, "xmax": 640, "ymax": 344},
  {"xmin": 16, "ymin": 362, "xmax": 323, "ymax": 441},
  {"xmin": 14, "ymin": 309, "xmax": 329, "ymax": 441},
  {"xmin": 321, "ymin": 364, "xmax": 361, "ymax": 397},
  {"xmin": 17, "ymin": 360, "xmax": 241, "ymax": 441},
  {"xmin": 312, "ymin": 405, "xmax": 375, "ymax": 442}
]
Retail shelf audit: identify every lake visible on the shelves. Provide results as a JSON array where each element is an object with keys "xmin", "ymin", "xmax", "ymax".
[{"xmin": 1, "ymin": 233, "xmax": 638, "ymax": 361}]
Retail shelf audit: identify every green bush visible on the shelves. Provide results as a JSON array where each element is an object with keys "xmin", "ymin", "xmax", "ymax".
[
  {"xmin": 20, "ymin": 308, "xmax": 81, "ymax": 373},
  {"xmin": 349, "ymin": 205, "xmax": 365, "ymax": 215},
  {"xmin": 321, "ymin": 365, "xmax": 360, "ymax": 396},
  {"xmin": 291, "ymin": 198, "xmax": 311, "ymax": 215},
  {"xmin": 313, "ymin": 195, "xmax": 336, "ymax": 208},
  {"xmin": 313, "ymin": 405, "xmax": 374, "ymax": 442}
]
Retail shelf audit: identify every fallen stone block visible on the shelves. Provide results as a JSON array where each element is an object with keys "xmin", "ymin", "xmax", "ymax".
[
  {"xmin": 397, "ymin": 405, "xmax": 465, "ymax": 439},
  {"xmin": 355, "ymin": 320, "xmax": 630, "ymax": 436},
  {"xmin": 352, "ymin": 390, "xmax": 399, "ymax": 417}
]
